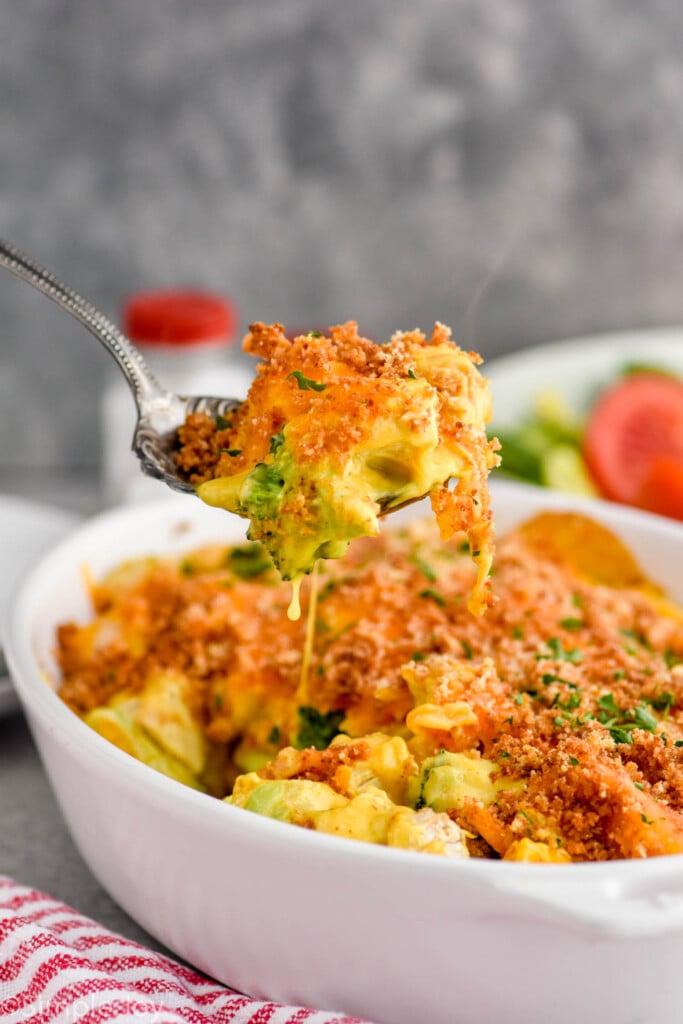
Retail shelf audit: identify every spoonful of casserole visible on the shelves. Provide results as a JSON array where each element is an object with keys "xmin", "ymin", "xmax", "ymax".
[
  {"xmin": 0, "ymin": 240, "xmax": 499, "ymax": 615},
  {"xmin": 175, "ymin": 320, "xmax": 500, "ymax": 615}
]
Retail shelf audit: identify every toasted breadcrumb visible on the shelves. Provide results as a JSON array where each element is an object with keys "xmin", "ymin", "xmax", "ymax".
[
  {"xmin": 175, "ymin": 321, "xmax": 499, "ymax": 614},
  {"xmin": 58, "ymin": 513, "xmax": 683, "ymax": 862}
]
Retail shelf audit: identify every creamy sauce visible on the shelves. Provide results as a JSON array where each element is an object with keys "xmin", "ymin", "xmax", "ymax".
[{"xmin": 287, "ymin": 575, "xmax": 303, "ymax": 621}]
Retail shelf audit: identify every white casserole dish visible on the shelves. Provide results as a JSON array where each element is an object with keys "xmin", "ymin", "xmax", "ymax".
[{"xmin": 5, "ymin": 479, "xmax": 683, "ymax": 1024}]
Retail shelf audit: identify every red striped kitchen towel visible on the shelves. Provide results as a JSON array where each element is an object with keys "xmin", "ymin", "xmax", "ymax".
[{"xmin": 0, "ymin": 877, "xmax": 371, "ymax": 1024}]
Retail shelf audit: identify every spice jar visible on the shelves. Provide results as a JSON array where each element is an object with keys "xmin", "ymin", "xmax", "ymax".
[{"xmin": 101, "ymin": 289, "xmax": 252, "ymax": 505}]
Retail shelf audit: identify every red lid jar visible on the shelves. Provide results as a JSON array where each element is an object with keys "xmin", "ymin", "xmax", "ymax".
[
  {"xmin": 124, "ymin": 290, "xmax": 238, "ymax": 349},
  {"xmin": 102, "ymin": 288, "xmax": 250, "ymax": 505}
]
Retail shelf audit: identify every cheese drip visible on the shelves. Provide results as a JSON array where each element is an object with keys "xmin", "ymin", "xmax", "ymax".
[
  {"xmin": 297, "ymin": 562, "xmax": 320, "ymax": 704},
  {"xmin": 287, "ymin": 575, "xmax": 303, "ymax": 621}
]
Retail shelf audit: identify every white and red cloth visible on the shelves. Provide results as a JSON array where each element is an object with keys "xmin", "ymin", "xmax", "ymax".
[{"xmin": 0, "ymin": 878, "xmax": 371, "ymax": 1024}]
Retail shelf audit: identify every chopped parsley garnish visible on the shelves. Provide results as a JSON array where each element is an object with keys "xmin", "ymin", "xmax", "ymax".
[
  {"xmin": 269, "ymin": 431, "xmax": 285, "ymax": 455},
  {"xmin": 513, "ymin": 693, "xmax": 524, "ymax": 706},
  {"xmin": 633, "ymin": 705, "xmax": 658, "ymax": 731},
  {"xmin": 419, "ymin": 588, "xmax": 446, "ymax": 607},
  {"xmin": 571, "ymin": 592, "xmax": 584, "ymax": 608},
  {"xmin": 541, "ymin": 672, "xmax": 574, "ymax": 687},
  {"xmin": 675, "ymin": 740, "xmax": 683, "ymax": 748},
  {"xmin": 554, "ymin": 691, "xmax": 582, "ymax": 712},
  {"xmin": 219, "ymin": 448, "xmax": 242, "ymax": 457},
  {"xmin": 641, "ymin": 814, "xmax": 654, "ymax": 825},
  {"xmin": 411, "ymin": 651, "xmax": 426, "ymax": 662},
  {"xmin": 295, "ymin": 706, "xmax": 345, "ymax": 750},
  {"xmin": 620, "ymin": 628, "xmax": 652, "ymax": 650},
  {"xmin": 634, "ymin": 781, "xmax": 644, "ymax": 791},
  {"xmin": 620, "ymin": 629, "xmax": 652, "ymax": 659},
  {"xmin": 643, "ymin": 691, "xmax": 675, "ymax": 715},
  {"xmin": 537, "ymin": 637, "xmax": 583, "ymax": 664},
  {"xmin": 287, "ymin": 370, "xmax": 327, "ymax": 392},
  {"xmin": 511, "ymin": 625, "xmax": 524, "ymax": 640},
  {"xmin": 559, "ymin": 617, "xmax": 583, "ymax": 632},
  {"xmin": 215, "ymin": 414, "xmax": 230, "ymax": 430},
  {"xmin": 596, "ymin": 692, "xmax": 658, "ymax": 744},
  {"xmin": 407, "ymin": 368, "xmax": 417, "ymax": 379},
  {"xmin": 268, "ymin": 725, "xmax": 281, "ymax": 745},
  {"xmin": 411, "ymin": 554, "xmax": 438, "ymax": 583},
  {"xmin": 214, "ymin": 693, "xmax": 224, "ymax": 710},
  {"xmin": 305, "ymin": 330, "xmax": 323, "ymax": 338},
  {"xmin": 597, "ymin": 693, "xmax": 620, "ymax": 717},
  {"xmin": 610, "ymin": 725, "xmax": 636, "ymax": 744},
  {"xmin": 461, "ymin": 640, "xmax": 473, "ymax": 659},
  {"xmin": 568, "ymin": 756, "xmax": 580, "ymax": 767}
]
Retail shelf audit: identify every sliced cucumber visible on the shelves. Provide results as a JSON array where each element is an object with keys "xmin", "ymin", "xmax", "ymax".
[{"xmin": 541, "ymin": 444, "xmax": 598, "ymax": 496}]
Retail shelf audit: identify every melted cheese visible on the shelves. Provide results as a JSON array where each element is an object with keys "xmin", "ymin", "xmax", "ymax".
[{"xmin": 179, "ymin": 321, "xmax": 499, "ymax": 615}]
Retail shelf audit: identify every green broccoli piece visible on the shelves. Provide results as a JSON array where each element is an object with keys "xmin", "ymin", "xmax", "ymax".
[{"xmin": 295, "ymin": 706, "xmax": 345, "ymax": 750}]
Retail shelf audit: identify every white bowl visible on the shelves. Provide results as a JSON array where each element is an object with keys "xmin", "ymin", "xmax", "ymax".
[
  {"xmin": 6, "ymin": 480, "xmax": 683, "ymax": 1024},
  {"xmin": 486, "ymin": 325, "xmax": 683, "ymax": 427}
]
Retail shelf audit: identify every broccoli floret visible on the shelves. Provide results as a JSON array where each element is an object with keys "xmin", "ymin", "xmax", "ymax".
[
  {"xmin": 225, "ymin": 543, "xmax": 273, "ymax": 580},
  {"xmin": 241, "ymin": 463, "xmax": 285, "ymax": 520},
  {"xmin": 295, "ymin": 706, "xmax": 345, "ymax": 750}
]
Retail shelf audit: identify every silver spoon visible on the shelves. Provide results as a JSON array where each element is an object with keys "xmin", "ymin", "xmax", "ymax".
[
  {"xmin": 0, "ymin": 239, "xmax": 425, "ymax": 518},
  {"xmin": 0, "ymin": 239, "xmax": 241, "ymax": 495}
]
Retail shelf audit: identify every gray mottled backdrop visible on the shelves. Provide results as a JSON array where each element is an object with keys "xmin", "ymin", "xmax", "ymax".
[{"xmin": 3, "ymin": 0, "xmax": 683, "ymax": 474}]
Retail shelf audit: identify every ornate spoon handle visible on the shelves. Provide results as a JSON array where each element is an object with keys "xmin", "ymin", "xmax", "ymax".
[{"xmin": 0, "ymin": 239, "xmax": 164, "ymax": 409}]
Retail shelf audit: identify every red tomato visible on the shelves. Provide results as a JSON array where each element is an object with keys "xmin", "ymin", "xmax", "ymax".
[
  {"xmin": 637, "ymin": 455, "xmax": 683, "ymax": 521},
  {"xmin": 583, "ymin": 373, "xmax": 683, "ymax": 504}
]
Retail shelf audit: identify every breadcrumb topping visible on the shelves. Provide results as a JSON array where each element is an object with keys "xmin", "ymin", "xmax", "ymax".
[
  {"xmin": 57, "ymin": 513, "xmax": 683, "ymax": 861},
  {"xmin": 174, "ymin": 321, "xmax": 499, "ymax": 613}
]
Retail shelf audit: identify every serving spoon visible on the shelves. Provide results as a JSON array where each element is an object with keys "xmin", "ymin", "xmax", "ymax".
[
  {"xmin": 0, "ymin": 239, "xmax": 431, "ymax": 523},
  {"xmin": 0, "ymin": 239, "xmax": 241, "ymax": 495}
]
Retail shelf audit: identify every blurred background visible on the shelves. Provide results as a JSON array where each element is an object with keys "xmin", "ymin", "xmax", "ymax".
[{"xmin": 3, "ymin": 0, "xmax": 683, "ymax": 505}]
